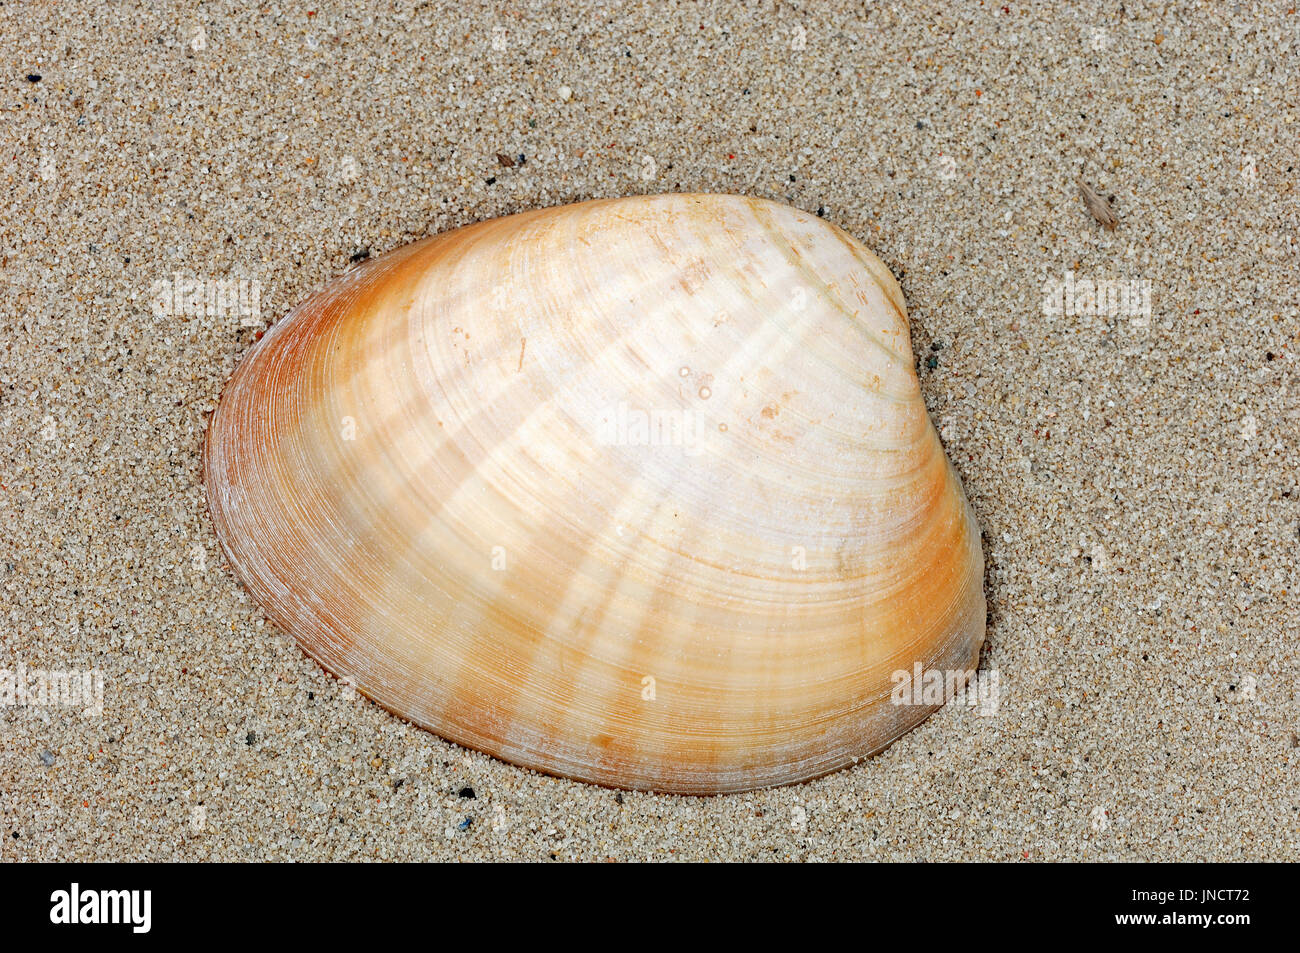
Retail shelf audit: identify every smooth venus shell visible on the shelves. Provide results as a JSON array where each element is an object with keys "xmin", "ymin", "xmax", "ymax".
[{"xmin": 204, "ymin": 193, "xmax": 985, "ymax": 794}]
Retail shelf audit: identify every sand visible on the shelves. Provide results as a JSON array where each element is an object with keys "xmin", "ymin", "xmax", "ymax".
[{"xmin": 2, "ymin": 0, "xmax": 1297, "ymax": 861}]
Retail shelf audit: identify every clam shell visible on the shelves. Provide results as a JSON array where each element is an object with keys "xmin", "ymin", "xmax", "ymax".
[{"xmin": 204, "ymin": 194, "xmax": 985, "ymax": 794}]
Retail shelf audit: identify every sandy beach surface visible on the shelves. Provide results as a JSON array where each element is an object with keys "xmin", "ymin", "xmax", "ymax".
[{"xmin": 2, "ymin": 0, "xmax": 1297, "ymax": 861}]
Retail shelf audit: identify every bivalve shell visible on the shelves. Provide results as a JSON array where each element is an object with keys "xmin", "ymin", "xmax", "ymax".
[{"xmin": 204, "ymin": 193, "xmax": 985, "ymax": 794}]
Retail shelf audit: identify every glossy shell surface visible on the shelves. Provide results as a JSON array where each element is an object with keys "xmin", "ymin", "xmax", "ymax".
[{"xmin": 204, "ymin": 194, "xmax": 985, "ymax": 793}]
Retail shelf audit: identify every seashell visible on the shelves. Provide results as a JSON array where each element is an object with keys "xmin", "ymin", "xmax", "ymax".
[{"xmin": 204, "ymin": 194, "xmax": 985, "ymax": 794}]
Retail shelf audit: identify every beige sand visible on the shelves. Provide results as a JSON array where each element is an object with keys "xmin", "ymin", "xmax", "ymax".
[{"xmin": 1, "ymin": 0, "xmax": 1296, "ymax": 861}]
